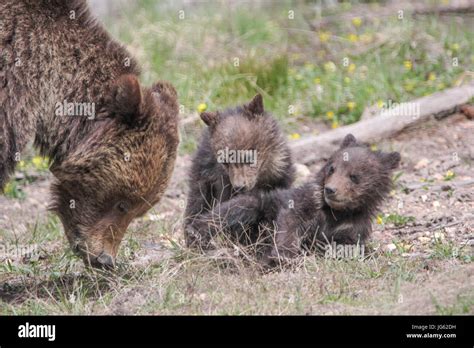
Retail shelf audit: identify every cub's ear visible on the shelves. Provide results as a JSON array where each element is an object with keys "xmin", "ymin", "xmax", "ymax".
[
  {"xmin": 383, "ymin": 151, "xmax": 401, "ymax": 170},
  {"xmin": 244, "ymin": 94, "xmax": 264, "ymax": 116},
  {"xmin": 109, "ymin": 74, "xmax": 144, "ymax": 126},
  {"xmin": 340, "ymin": 134, "xmax": 357, "ymax": 149},
  {"xmin": 200, "ymin": 111, "xmax": 219, "ymax": 128}
]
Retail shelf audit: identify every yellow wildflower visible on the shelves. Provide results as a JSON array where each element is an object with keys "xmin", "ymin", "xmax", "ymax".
[
  {"xmin": 444, "ymin": 170, "xmax": 455, "ymax": 181},
  {"xmin": 347, "ymin": 101, "xmax": 356, "ymax": 111},
  {"xmin": 288, "ymin": 133, "xmax": 301, "ymax": 140},
  {"xmin": 347, "ymin": 33, "xmax": 358, "ymax": 43},
  {"xmin": 32, "ymin": 156, "xmax": 48, "ymax": 170},
  {"xmin": 4, "ymin": 182, "xmax": 14, "ymax": 195},
  {"xmin": 324, "ymin": 61, "xmax": 337, "ymax": 73},
  {"xmin": 326, "ymin": 111, "xmax": 334, "ymax": 120},
  {"xmin": 403, "ymin": 60, "xmax": 412, "ymax": 70},
  {"xmin": 352, "ymin": 17, "xmax": 362, "ymax": 27},
  {"xmin": 197, "ymin": 103, "xmax": 207, "ymax": 113},
  {"xmin": 318, "ymin": 31, "xmax": 331, "ymax": 43},
  {"xmin": 347, "ymin": 63, "xmax": 356, "ymax": 74},
  {"xmin": 376, "ymin": 215, "xmax": 383, "ymax": 225},
  {"xmin": 331, "ymin": 120, "xmax": 339, "ymax": 129}
]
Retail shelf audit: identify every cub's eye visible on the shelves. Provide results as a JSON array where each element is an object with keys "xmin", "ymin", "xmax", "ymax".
[
  {"xmin": 116, "ymin": 201, "xmax": 129, "ymax": 213},
  {"xmin": 350, "ymin": 174, "xmax": 359, "ymax": 184},
  {"xmin": 328, "ymin": 165, "xmax": 335, "ymax": 175}
]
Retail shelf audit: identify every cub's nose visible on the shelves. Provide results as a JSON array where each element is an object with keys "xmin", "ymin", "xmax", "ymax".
[
  {"xmin": 95, "ymin": 252, "xmax": 115, "ymax": 269},
  {"xmin": 324, "ymin": 187, "xmax": 336, "ymax": 196}
]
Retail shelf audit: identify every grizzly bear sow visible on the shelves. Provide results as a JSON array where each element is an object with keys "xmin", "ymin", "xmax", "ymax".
[
  {"xmin": 184, "ymin": 94, "xmax": 294, "ymax": 249},
  {"xmin": 0, "ymin": 0, "xmax": 179, "ymax": 267}
]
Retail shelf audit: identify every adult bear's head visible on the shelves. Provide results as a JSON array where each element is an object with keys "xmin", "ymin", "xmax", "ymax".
[{"xmin": 50, "ymin": 75, "xmax": 179, "ymax": 268}]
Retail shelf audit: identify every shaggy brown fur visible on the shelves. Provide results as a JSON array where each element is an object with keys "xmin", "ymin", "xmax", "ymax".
[
  {"xmin": 184, "ymin": 94, "xmax": 294, "ymax": 249},
  {"xmin": 270, "ymin": 134, "xmax": 401, "ymax": 260},
  {"xmin": 0, "ymin": 0, "xmax": 179, "ymax": 267},
  {"xmin": 196, "ymin": 134, "xmax": 400, "ymax": 263}
]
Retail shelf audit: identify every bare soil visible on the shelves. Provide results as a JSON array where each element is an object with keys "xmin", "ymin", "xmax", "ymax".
[{"xmin": 0, "ymin": 113, "xmax": 473, "ymax": 314}]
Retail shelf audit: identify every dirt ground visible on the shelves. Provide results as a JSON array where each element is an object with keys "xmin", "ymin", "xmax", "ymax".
[
  {"xmin": 374, "ymin": 113, "xmax": 474, "ymax": 254},
  {"xmin": 0, "ymin": 112, "xmax": 473, "ymax": 314}
]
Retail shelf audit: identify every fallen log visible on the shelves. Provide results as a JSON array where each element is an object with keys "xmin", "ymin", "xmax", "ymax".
[
  {"xmin": 306, "ymin": 0, "xmax": 474, "ymax": 31},
  {"xmin": 290, "ymin": 82, "xmax": 474, "ymax": 164}
]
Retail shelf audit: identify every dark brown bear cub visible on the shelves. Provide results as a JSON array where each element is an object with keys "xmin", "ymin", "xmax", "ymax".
[
  {"xmin": 270, "ymin": 134, "xmax": 401, "ymax": 260},
  {"xmin": 1, "ymin": 0, "xmax": 179, "ymax": 268},
  {"xmin": 184, "ymin": 94, "xmax": 294, "ymax": 249}
]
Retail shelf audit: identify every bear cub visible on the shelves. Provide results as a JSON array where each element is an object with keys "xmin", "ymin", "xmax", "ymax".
[
  {"xmin": 270, "ymin": 134, "xmax": 401, "ymax": 260},
  {"xmin": 184, "ymin": 94, "xmax": 294, "ymax": 249}
]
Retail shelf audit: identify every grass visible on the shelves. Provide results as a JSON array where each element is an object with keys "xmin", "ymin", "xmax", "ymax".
[
  {"xmin": 433, "ymin": 293, "xmax": 474, "ymax": 315},
  {"xmin": 100, "ymin": 0, "xmax": 473, "ymax": 155},
  {"xmin": 3, "ymin": 181, "xmax": 26, "ymax": 200},
  {"xmin": 430, "ymin": 238, "xmax": 472, "ymax": 262},
  {"xmin": 2, "ymin": 210, "xmax": 471, "ymax": 315},
  {"xmin": 383, "ymin": 213, "xmax": 416, "ymax": 227},
  {"xmin": 1, "ymin": 1, "xmax": 473, "ymax": 315},
  {"xmin": 0, "ymin": 248, "xmax": 407, "ymax": 314},
  {"xmin": 3, "ymin": 154, "xmax": 50, "ymax": 199}
]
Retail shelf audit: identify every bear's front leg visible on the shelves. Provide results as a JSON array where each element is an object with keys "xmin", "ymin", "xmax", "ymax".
[{"xmin": 268, "ymin": 208, "xmax": 302, "ymax": 263}]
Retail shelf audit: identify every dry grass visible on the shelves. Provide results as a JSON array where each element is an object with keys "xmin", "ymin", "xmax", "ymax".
[{"xmin": 1, "ymin": 1, "xmax": 473, "ymax": 315}]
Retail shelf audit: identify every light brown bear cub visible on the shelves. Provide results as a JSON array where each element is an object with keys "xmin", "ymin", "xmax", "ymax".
[{"xmin": 184, "ymin": 94, "xmax": 294, "ymax": 249}]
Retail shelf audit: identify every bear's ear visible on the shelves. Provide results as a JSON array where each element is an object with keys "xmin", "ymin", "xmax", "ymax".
[
  {"xmin": 383, "ymin": 151, "xmax": 401, "ymax": 170},
  {"xmin": 200, "ymin": 111, "xmax": 219, "ymax": 127},
  {"xmin": 244, "ymin": 94, "xmax": 264, "ymax": 116},
  {"xmin": 109, "ymin": 74, "xmax": 143, "ymax": 126},
  {"xmin": 150, "ymin": 80, "xmax": 178, "ymax": 105},
  {"xmin": 340, "ymin": 134, "xmax": 357, "ymax": 149}
]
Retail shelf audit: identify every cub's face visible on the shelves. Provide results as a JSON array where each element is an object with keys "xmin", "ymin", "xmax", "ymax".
[
  {"xmin": 51, "ymin": 76, "xmax": 179, "ymax": 268},
  {"xmin": 201, "ymin": 94, "xmax": 267, "ymax": 192},
  {"xmin": 322, "ymin": 134, "xmax": 400, "ymax": 211}
]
